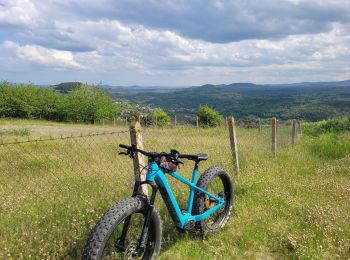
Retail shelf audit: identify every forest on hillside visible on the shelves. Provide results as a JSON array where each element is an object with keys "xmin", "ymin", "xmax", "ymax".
[{"xmin": 109, "ymin": 83, "xmax": 350, "ymax": 121}]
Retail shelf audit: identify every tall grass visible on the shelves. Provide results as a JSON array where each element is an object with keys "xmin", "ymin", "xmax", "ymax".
[
  {"xmin": 0, "ymin": 127, "xmax": 31, "ymax": 136},
  {"xmin": 309, "ymin": 133, "xmax": 350, "ymax": 158},
  {"xmin": 0, "ymin": 119, "xmax": 349, "ymax": 259},
  {"xmin": 304, "ymin": 117, "xmax": 350, "ymax": 159}
]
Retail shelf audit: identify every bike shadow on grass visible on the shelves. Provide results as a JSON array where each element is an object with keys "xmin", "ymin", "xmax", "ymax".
[
  {"xmin": 159, "ymin": 216, "xmax": 206, "ymax": 255},
  {"xmin": 63, "ymin": 220, "xmax": 204, "ymax": 258},
  {"xmin": 63, "ymin": 225, "xmax": 186, "ymax": 258},
  {"xmin": 160, "ymin": 221, "xmax": 183, "ymax": 252}
]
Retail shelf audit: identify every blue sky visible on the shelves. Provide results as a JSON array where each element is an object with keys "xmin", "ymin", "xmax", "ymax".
[{"xmin": 0, "ymin": 0, "xmax": 350, "ymax": 86}]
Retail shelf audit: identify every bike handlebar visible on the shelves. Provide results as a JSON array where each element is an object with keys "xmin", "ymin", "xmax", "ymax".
[
  {"xmin": 118, "ymin": 144, "xmax": 208, "ymax": 162},
  {"xmin": 119, "ymin": 144, "xmax": 160, "ymax": 157}
]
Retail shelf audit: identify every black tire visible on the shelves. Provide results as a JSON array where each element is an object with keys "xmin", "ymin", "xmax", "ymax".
[
  {"xmin": 82, "ymin": 196, "xmax": 162, "ymax": 260},
  {"xmin": 192, "ymin": 166, "xmax": 234, "ymax": 233}
]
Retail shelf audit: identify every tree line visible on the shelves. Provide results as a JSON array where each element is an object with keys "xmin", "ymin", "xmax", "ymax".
[
  {"xmin": 0, "ymin": 81, "xmax": 225, "ymax": 127},
  {"xmin": 0, "ymin": 82, "xmax": 121, "ymax": 123}
]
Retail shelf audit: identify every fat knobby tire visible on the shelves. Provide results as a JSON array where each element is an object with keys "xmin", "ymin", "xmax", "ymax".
[
  {"xmin": 192, "ymin": 166, "xmax": 234, "ymax": 233},
  {"xmin": 82, "ymin": 196, "xmax": 162, "ymax": 260}
]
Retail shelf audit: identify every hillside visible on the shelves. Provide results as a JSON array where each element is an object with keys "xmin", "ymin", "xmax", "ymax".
[
  {"xmin": 51, "ymin": 82, "xmax": 83, "ymax": 93},
  {"xmin": 108, "ymin": 80, "xmax": 350, "ymax": 121}
]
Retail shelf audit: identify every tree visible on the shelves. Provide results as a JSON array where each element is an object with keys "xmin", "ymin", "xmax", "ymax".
[
  {"xmin": 151, "ymin": 108, "xmax": 170, "ymax": 127},
  {"xmin": 197, "ymin": 105, "xmax": 224, "ymax": 127},
  {"xmin": 0, "ymin": 81, "xmax": 11, "ymax": 117},
  {"xmin": 65, "ymin": 85, "xmax": 121, "ymax": 123},
  {"xmin": 0, "ymin": 82, "xmax": 41, "ymax": 118}
]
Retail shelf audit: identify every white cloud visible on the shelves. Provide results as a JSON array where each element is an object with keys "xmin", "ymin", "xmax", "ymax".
[
  {"xmin": 3, "ymin": 41, "xmax": 83, "ymax": 69},
  {"xmin": 0, "ymin": 0, "xmax": 39, "ymax": 27}
]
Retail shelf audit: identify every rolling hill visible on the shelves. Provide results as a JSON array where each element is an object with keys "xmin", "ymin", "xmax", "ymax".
[{"xmin": 107, "ymin": 80, "xmax": 350, "ymax": 121}]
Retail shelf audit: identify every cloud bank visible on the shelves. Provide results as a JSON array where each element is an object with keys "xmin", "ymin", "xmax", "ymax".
[{"xmin": 0, "ymin": 0, "xmax": 349, "ymax": 85}]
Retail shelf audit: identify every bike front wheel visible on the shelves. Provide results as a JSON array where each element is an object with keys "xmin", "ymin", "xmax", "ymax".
[{"xmin": 82, "ymin": 196, "xmax": 162, "ymax": 260}]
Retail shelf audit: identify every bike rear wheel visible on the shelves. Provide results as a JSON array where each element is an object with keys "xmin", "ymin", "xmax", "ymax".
[
  {"xmin": 82, "ymin": 196, "xmax": 162, "ymax": 260},
  {"xmin": 192, "ymin": 166, "xmax": 234, "ymax": 233}
]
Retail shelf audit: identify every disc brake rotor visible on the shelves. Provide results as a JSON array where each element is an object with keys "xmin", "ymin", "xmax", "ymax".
[{"xmin": 124, "ymin": 241, "xmax": 139, "ymax": 260}]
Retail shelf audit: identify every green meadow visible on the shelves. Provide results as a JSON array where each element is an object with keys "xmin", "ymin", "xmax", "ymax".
[{"xmin": 0, "ymin": 118, "xmax": 349, "ymax": 259}]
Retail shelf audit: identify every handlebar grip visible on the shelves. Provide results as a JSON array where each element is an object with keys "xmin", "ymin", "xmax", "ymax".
[{"xmin": 178, "ymin": 154, "xmax": 196, "ymax": 159}]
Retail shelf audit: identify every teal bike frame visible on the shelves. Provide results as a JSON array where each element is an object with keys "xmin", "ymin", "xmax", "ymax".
[
  {"xmin": 116, "ymin": 144, "xmax": 226, "ymax": 255},
  {"xmin": 146, "ymin": 161, "xmax": 225, "ymax": 229}
]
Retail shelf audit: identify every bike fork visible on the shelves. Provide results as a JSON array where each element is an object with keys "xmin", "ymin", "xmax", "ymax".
[
  {"xmin": 115, "ymin": 181, "xmax": 158, "ymax": 256},
  {"xmin": 137, "ymin": 182, "xmax": 158, "ymax": 256},
  {"xmin": 115, "ymin": 181, "xmax": 143, "ymax": 251}
]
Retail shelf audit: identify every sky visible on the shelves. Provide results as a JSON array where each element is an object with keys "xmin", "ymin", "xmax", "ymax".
[{"xmin": 0, "ymin": 0, "xmax": 350, "ymax": 86}]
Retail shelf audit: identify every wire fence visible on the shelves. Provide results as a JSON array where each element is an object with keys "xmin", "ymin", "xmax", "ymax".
[
  {"xmin": 0, "ymin": 120, "xmax": 296, "ymax": 258},
  {"xmin": 0, "ymin": 129, "xmax": 135, "ymax": 258},
  {"xmin": 74, "ymin": 114, "xmax": 294, "ymax": 129}
]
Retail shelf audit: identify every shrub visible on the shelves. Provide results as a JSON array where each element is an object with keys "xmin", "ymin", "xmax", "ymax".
[
  {"xmin": 197, "ymin": 105, "xmax": 224, "ymax": 127},
  {"xmin": 124, "ymin": 109, "xmax": 141, "ymax": 123},
  {"xmin": 151, "ymin": 108, "xmax": 170, "ymax": 127},
  {"xmin": 304, "ymin": 117, "xmax": 350, "ymax": 136}
]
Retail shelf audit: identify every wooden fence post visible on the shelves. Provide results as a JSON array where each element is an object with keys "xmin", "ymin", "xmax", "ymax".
[
  {"xmin": 296, "ymin": 120, "xmax": 300, "ymax": 139},
  {"xmin": 272, "ymin": 117, "xmax": 277, "ymax": 157},
  {"xmin": 227, "ymin": 117, "xmax": 240, "ymax": 173},
  {"xmin": 297, "ymin": 119, "xmax": 302, "ymax": 136},
  {"xmin": 129, "ymin": 122, "xmax": 148, "ymax": 195},
  {"xmin": 196, "ymin": 116, "xmax": 199, "ymax": 129},
  {"xmin": 292, "ymin": 119, "xmax": 297, "ymax": 145}
]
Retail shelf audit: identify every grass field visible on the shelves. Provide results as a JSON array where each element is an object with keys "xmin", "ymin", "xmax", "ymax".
[{"xmin": 0, "ymin": 119, "xmax": 349, "ymax": 259}]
